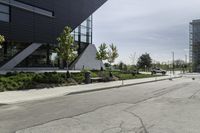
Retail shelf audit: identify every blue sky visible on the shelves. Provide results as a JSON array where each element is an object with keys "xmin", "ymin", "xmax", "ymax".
[{"xmin": 93, "ymin": 0, "xmax": 200, "ymax": 64}]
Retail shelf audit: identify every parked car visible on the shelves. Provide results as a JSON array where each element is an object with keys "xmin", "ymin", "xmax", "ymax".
[{"xmin": 151, "ymin": 68, "xmax": 166, "ymax": 75}]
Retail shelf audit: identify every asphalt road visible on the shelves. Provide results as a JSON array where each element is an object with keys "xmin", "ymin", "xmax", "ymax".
[{"xmin": 0, "ymin": 74, "xmax": 199, "ymax": 133}]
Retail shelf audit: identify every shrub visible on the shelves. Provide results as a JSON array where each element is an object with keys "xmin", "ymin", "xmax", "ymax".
[
  {"xmin": 90, "ymin": 71, "xmax": 98, "ymax": 77},
  {"xmin": 0, "ymin": 72, "xmax": 68, "ymax": 91},
  {"xmin": 0, "ymin": 82, "xmax": 3, "ymax": 92},
  {"xmin": 0, "ymin": 73, "xmax": 35, "ymax": 91},
  {"xmin": 34, "ymin": 72, "xmax": 65, "ymax": 84},
  {"xmin": 0, "ymin": 72, "xmax": 74, "ymax": 92},
  {"xmin": 71, "ymin": 73, "xmax": 84, "ymax": 84}
]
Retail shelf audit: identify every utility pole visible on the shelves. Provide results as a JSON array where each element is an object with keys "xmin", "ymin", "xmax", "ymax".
[
  {"xmin": 185, "ymin": 54, "xmax": 188, "ymax": 73},
  {"xmin": 185, "ymin": 54, "xmax": 187, "ymax": 64},
  {"xmin": 172, "ymin": 52, "xmax": 175, "ymax": 75}
]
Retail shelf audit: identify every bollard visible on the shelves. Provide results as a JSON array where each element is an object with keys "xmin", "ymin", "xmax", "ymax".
[
  {"xmin": 84, "ymin": 71, "xmax": 91, "ymax": 84},
  {"xmin": 122, "ymin": 80, "xmax": 124, "ymax": 86}
]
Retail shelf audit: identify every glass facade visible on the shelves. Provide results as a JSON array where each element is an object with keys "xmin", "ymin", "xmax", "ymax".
[
  {"xmin": 0, "ymin": 42, "xmax": 29, "ymax": 66},
  {"xmin": 0, "ymin": 3, "xmax": 10, "ymax": 22},
  {"xmin": 190, "ymin": 20, "xmax": 200, "ymax": 72},
  {"xmin": 17, "ymin": 44, "xmax": 58, "ymax": 67},
  {"xmin": 0, "ymin": 15, "xmax": 93, "ymax": 68},
  {"xmin": 0, "ymin": 0, "xmax": 53, "ymax": 18},
  {"xmin": 72, "ymin": 15, "xmax": 93, "ymax": 55}
]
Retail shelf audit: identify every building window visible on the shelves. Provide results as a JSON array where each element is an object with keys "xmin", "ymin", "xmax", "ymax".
[
  {"xmin": 72, "ymin": 15, "xmax": 93, "ymax": 44},
  {"xmin": 13, "ymin": 0, "xmax": 54, "ymax": 17},
  {"xmin": 0, "ymin": 0, "xmax": 53, "ymax": 18},
  {"xmin": 0, "ymin": 4, "xmax": 10, "ymax": 22}
]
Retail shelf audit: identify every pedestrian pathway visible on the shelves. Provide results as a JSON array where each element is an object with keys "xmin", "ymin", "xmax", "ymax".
[{"xmin": 0, "ymin": 75, "xmax": 181, "ymax": 104}]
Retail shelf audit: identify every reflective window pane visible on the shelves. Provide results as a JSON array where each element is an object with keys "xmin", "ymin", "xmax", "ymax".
[
  {"xmin": 81, "ymin": 27, "xmax": 87, "ymax": 35},
  {"xmin": 0, "ymin": 4, "xmax": 9, "ymax": 13},
  {"xmin": 72, "ymin": 15, "xmax": 93, "ymax": 54},
  {"xmin": 0, "ymin": 12, "xmax": 9, "ymax": 22},
  {"xmin": 81, "ymin": 35, "xmax": 87, "ymax": 43},
  {"xmin": 74, "ymin": 35, "xmax": 79, "ymax": 41},
  {"xmin": 0, "ymin": 4, "xmax": 9, "ymax": 22},
  {"xmin": 81, "ymin": 21, "xmax": 87, "ymax": 27}
]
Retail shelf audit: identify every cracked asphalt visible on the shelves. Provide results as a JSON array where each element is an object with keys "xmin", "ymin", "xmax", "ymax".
[{"xmin": 0, "ymin": 74, "xmax": 199, "ymax": 133}]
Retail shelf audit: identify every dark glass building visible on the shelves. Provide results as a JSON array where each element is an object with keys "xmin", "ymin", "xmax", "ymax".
[
  {"xmin": 190, "ymin": 19, "xmax": 200, "ymax": 72},
  {"xmin": 0, "ymin": 0, "xmax": 107, "ymax": 70},
  {"xmin": 72, "ymin": 15, "xmax": 93, "ymax": 55}
]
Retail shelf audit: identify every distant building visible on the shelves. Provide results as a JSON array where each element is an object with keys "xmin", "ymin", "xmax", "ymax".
[
  {"xmin": 190, "ymin": 19, "xmax": 200, "ymax": 72},
  {"xmin": 0, "ymin": 0, "xmax": 107, "ymax": 71}
]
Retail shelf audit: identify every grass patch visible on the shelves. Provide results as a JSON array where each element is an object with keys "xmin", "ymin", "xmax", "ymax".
[{"xmin": 112, "ymin": 71, "xmax": 160, "ymax": 80}]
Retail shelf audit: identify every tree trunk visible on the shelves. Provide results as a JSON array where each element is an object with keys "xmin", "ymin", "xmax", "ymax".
[
  {"xmin": 109, "ymin": 63, "xmax": 113, "ymax": 78},
  {"xmin": 100, "ymin": 62, "xmax": 104, "ymax": 71},
  {"xmin": 66, "ymin": 61, "xmax": 70, "ymax": 79},
  {"xmin": 59, "ymin": 58, "xmax": 64, "ymax": 69},
  {"xmin": 100, "ymin": 62, "xmax": 101, "ymax": 70}
]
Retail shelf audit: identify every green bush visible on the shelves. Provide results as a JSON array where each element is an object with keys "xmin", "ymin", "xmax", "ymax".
[
  {"xmin": 0, "ymin": 72, "xmax": 75, "ymax": 91},
  {"xmin": 0, "ymin": 82, "xmax": 4, "ymax": 92},
  {"xmin": 71, "ymin": 73, "xmax": 84, "ymax": 84},
  {"xmin": 90, "ymin": 71, "xmax": 98, "ymax": 77},
  {"xmin": 0, "ymin": 73, "xmax": 35, "ymax": 91},
  {"xmin": 34, "ymin": 72, "xmax": 65, "ymax": 84},
  {"xmin": 0, "ymin": 72, "xmax": 68, "ymax": 91}
]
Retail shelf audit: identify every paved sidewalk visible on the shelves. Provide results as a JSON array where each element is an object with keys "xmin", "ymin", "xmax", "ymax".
[{"xmin": 0, "ymin": 75, "xmax": 181, "ymax": 104}]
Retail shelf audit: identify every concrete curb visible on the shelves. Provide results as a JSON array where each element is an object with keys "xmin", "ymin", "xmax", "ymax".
[
  {"xmin": 0, "ymin": 76, "xmax": 182, "ymax": 105},
  {"xmin": 68, "ymin": 76, "xmax": 182, "ymax": 95}
]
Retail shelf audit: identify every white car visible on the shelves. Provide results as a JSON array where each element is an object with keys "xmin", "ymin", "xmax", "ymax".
[{"xmin": 151, "ymin": 68, "xmax": 166, "ymax": 75}]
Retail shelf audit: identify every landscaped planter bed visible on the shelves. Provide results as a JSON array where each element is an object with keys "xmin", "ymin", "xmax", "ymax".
[{"xmin": 0, "ymin": 71, "xmax": 161, "ymax": 92}]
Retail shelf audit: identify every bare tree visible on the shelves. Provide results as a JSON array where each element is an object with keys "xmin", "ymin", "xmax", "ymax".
[{"xmin": 107, "ymin": 44, "xmax": 119, "ymax": 68}]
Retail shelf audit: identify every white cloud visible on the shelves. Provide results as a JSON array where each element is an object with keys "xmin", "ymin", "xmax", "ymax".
[{"xmin": 93, "ymin": 0, "xmax": 200, "ymax": 64}]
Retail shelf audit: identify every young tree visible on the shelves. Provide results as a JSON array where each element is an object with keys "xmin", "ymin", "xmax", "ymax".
[
  {"xmin": 0, "ymin": 35, "xmax": 5, "ymax": 48},
  {"xmin": 129, "ymin": 53, "xmax": 137, "ymax": 70},
  {"xmin": 107, "ymin": 44, "xmax": 119, "ymax": 67},
  {"xmin": 119, "ymin": 61, "xmax": 124, "ymax": 71},
  {"xmin": 107, "ymin": 44, "xmax": 119, "ymax": 77},
  {"xmin": 56, "ymin": 26, "xmax": 77, "ymax": 78},
  {"xmin": 130, "ymin": 52, "xmax": 136, "ymax": 66},
  {"xmin": 137, "ymin": 53, "xmax": 152, "ymax": 71},
  {"xmin": 96, "ymin": 43, "xmax": 108, "ymax": 70},
  {"xmin": 104, "ymin": 63, "xmax": 111, "ymax": 68}
]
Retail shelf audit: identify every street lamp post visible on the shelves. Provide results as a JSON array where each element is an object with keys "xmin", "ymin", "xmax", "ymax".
[
  {"xmin": 172, "ymin": 52, "xmax": 175, "ymax": 75},
  {"xmin": 185, "ymin": 54, "xmax": 187, "ymax": 73}
]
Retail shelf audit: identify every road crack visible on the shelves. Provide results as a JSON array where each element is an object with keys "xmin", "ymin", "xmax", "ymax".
[
  {"xmin": 101, "ymin": 121, "xmax": 124, "ymax": 133},
  {"xmin": 124, "ymin": 110, "xmax": 149, "ymax": 133},
  {"xmin": 189, "ymin": 89, "xmax": 200, "ymax": 99}
]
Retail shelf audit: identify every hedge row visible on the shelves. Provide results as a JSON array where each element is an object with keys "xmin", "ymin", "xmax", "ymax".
[
  {"xmin": 0, "ymin": 72, "xmax": 86, "ymax": 92},
  {"xmin": 0, "ymin": 73, "xmax": 35, "ymax": 91},
  {"xmin": 0, "ymin": 71, "xmax": 158, "ymax": 92}
]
